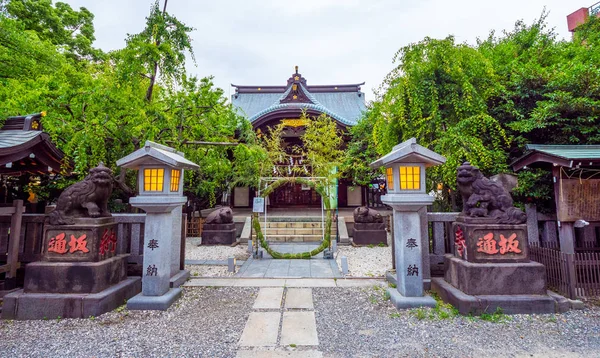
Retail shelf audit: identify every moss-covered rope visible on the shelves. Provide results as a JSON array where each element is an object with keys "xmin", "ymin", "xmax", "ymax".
[{"xmin": 253, "ymin": 177, "xmax": 332, "ymax": 259}]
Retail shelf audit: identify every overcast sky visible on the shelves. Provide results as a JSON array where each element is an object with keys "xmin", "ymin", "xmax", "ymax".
[{"xmin": 63, "ymin": 0, "xmax": 584, "ymax": 102}]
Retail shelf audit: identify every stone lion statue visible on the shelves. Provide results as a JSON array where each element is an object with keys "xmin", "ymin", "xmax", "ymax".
[
  {"xmin": 205, "ymin": 207, "xmax": 233, "ymax": 224},
  {"xmin": 48, "ymin": 163, "xmax": 114, "ymax": 225},
  {"xmin": 353, "ymin": 206, "xmax": 383, "ymax": 223},
  {"xmin": 456, "ymin": 162, "xmax": 526, "ymax": 224}
]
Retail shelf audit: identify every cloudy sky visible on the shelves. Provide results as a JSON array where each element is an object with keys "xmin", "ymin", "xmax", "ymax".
[{"xmin": 63, "ymin": 0, "xmax": 584, "ymax": 102}]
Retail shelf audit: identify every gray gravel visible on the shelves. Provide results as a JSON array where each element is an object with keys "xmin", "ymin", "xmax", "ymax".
[
  {"xmin": 313, "ymin": 287, "xmax": 600, "ymax": 358},
  {"xmin": 2, "ymin": 286, "xmax": 600, "ymax": 358},
  {"xmin": 0, "ymin": 287, "xmax": 257, "ymax": 358}
]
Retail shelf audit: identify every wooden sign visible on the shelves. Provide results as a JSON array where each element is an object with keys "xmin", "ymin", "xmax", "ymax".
[{"xmin": 557, "ymin": 179, "xmax": 600, "ymax": 222}]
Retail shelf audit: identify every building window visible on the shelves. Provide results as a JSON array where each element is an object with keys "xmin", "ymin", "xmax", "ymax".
[
  {"xmin": 144, "ymin": 168, "xmax": 164, "ymax": 191},
  {"xmin": 386, "ymin": 167, "xmax": 394, "ymax": 190},
  {"xmin": 399, "ymin": 166, "xmax": 420, "ymax": 190},
  {"xmin": 170, "ymin": 169, "xmax": 181, "ymax": 192}
]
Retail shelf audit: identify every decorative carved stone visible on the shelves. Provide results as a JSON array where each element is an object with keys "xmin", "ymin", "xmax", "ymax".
[
  {"xmin": 456, "ymin": 162, "xmax": 526, "ymax": 225},
  {"xmin": 205, "ymin": 207, "xmax": 234, "ymax": 224},
  {"xmin": 48, "ymin": 163, "xmax": 113, "ymax": 225},
  {"xmin": 353, "ymin": 206, "xmax": 384, "ymax": 223}
]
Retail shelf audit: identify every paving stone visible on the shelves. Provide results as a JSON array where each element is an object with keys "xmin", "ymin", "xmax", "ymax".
[
  {"xmin": 285, "ymin": 288, "xmax": 314, "ymax": 309},
  {"xmin": 236, "ymin": 350, "xmax": 323, "ymax": 358},
  {"xmin": 265, "ymin": 260, "xmax": 291, "ymax": 277},
  {"xmin": 234, "ymin": 279, "xmax": 287, "ymax": 287},
  {"xmin": 284, "ymin": 279, "xmax": 336, "ymax": 287},
  {"xmin": 334, "ymin": 279, "xmax": 387, "ymax": 288},
  {"xmin": 253, "ymin": 288, "xmax": 284, "ymax": 309},
  {"xmin": 280, "ymin": 311, "xmax": 319, "ymax": 346},
  {"xmin": 238, "ymin": 312, "xmax": 281, "ymax": 347}
]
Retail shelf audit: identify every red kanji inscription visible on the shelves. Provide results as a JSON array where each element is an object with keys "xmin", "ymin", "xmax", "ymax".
[{"xmin": 48, "ymin": 233, "xmax": 67, "ymax": 254}]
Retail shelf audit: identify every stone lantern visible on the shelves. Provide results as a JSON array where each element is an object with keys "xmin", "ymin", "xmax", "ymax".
[
  {"xmin": 370, "ymin": 138, "xmax": 445, "ymax": 309},
  {"xmin": 117, "ymin": 141, "xmax": 199, "ymax": 310}
]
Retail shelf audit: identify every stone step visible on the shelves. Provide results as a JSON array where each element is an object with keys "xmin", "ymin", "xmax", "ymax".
[
  {"xmin": 256, "ymin": 228, "xmax": 335, "ymax": 235},
  {"xmin": 259, "ymin": 222, "xmax": 330, "ymax": 229},
  {"xmin": 250, "ymin": 234, "xmax": 323, "ymax": 242}
]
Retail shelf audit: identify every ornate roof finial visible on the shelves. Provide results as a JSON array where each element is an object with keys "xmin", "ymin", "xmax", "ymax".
[{"xmin": 295, "ymin": 65, "xmax": 298, "ymax": 74}]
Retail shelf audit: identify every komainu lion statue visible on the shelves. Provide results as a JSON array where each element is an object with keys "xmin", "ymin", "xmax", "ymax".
[
  {"xmin": 205, "ymin": 207, "xmax": 234, "ymax": 224},
  {"xmin": 353, "ymin": 206, "xmax": 384, "ymax": 223},
  {"xmin": 48, "ymin": 163, "xmax": 114, "ymax": 225},
  {"xmin": 456, "ymin": 162, "xmax": 526, "ymax": 224}
]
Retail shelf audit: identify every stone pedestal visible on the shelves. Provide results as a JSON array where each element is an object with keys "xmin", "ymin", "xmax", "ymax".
[
  {"xmin": 352, "ymin": 222, "xmax": 386, "ymax": 246},
  {"xmin": 2, "ymin": 218, "xmax": 141, "ymax": 320},
  {"xmin": 433, "ymin": 217, "xmax": 564, "ymax": 315},
  {"xmin": 201, "ymin": 223, "xmax": 236, "ymax": 245}
]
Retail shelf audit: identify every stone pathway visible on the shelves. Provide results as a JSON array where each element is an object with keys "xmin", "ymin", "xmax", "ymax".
[
  {"xmin": 184, "ymin": 277, "xmax": 385, "ymax": 288},
  {"xmin": 236, "ymin": 244, "xmax": 342, "ymax": 279},
  {"xmin": 237, "ymin": 287, "xmax": 322, "ymax": 357}
]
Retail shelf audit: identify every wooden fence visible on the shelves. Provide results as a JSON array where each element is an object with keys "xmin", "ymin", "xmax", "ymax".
[{"xmin": 186, "ymin": 216, "xmax": 205, "ymax": 238}]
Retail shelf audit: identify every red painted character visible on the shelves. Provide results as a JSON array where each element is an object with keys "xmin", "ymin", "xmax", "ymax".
[
  {"xmin": 48, "ymin": 233, "xmax": 68, "ymax": 254},
  {"xmin": 476, "ymin": 233, "xmax": 499, "ymax": 255},
  {"xmin": 455, "ymin": 226, "xmax": 466, "ymax": 258},
  {"xmin": 499, "ymin": 233, "xmax": 521, "ymax": 254},
  {"xmin": 68, "ymin": 234, "xmax": 89, "ymax": 253},
  {"xmin": 99, "ymin": 229, "xmax": 117, "ymax": 255}
]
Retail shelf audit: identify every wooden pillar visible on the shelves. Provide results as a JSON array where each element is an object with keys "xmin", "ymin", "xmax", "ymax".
[
  {"xmin": 5, "ymin": 200, "xmax": 24, "ymax": 289},
  {"xmin": 553, "ymin": 166, "xmax": 575, "ymax": 254}
]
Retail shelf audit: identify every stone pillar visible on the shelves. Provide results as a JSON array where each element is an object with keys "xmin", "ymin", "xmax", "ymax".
[
  {"xmin": 171, "ymin": 206, "xmax": 182, "ymax": 277},
  {"xmin": 394, "ymin": 211, "xmax": 424, "ymax": 297},
  {"xmin": 142, "ymin": 212, "xmax": 173, "ymax": 296}
]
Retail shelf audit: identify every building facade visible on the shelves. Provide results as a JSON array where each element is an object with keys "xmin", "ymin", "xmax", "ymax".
[{"xmin": 230, "ymin": 67, "xmax": 367, "ymax": 208}]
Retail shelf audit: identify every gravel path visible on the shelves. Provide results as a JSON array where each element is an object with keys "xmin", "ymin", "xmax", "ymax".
[
  {"xmin": 185, "ymin": 238, "xmax": 250, "ymax": 261},
  {"xmin": 313, "ymin": 287, "xmax": 600, "ymax": 358},
  {"xmin": 186, "ymin": 264, "xmax": 237, "ymax": 277},
  {"xmin": 336, "ymin": 245, "xmax": 392, "ymax": 277},
  {"xmin": 2, "ymin": 285, "xmax": 600, "ymax": 357},
  {"xmin": 0, "ymin": 287, "xmax": 257, "ymax": 358}
]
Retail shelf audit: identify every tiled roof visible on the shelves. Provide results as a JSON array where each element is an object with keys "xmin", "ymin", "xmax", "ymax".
[{"xmin": 231, "ymin": 74, "xmax": 366, "ymax": 126}]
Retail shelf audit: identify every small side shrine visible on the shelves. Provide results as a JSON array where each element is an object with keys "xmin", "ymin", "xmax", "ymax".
[
  {"xmin": 370, "ymin": 138, "xmax": 445, "ymax": 309},
  {"xmin": 0, "ymin": 112, "xmax": 65, "ymax": 175},
  {"xmin": 117, "ymin": 141, "xmax": 199, "ymax": 310},
  {"xmin": 512, "ymin": 144, "xmax": 600, "ymax": 253}
]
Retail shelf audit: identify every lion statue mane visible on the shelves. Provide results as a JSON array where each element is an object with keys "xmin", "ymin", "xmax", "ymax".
[
  {"xmin": 48, "ymin": 163, "xmax": 114, "ymax": 225},
  {"xmin": 456, "ymin": 162, "xmax": 526, "ymax": 224}
]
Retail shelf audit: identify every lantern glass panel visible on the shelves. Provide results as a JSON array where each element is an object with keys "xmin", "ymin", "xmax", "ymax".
[
  {"xmin": 170, "ymin": 169, "xmax": 181, "ymax": 192},
  {"xmin": 386, "ymin": 167, "xmax": 394, "ymax": 190},
  {"xmin": 399, "ymin": 166, "xmax": 420, "ymax": 190},
  {"xmin": 143, "ymin": 168, "xmax": 164, "ymax": 191}
]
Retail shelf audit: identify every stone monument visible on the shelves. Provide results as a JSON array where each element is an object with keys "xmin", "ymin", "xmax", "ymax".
[
  {"xmin": 370, "ymin": 138, "xmax": 445, "ymax": 309},
  {"xmin": 432, "ymin": 162, "xmax": 560, "ymax": 314},
  {"xmin": 2, "ymin": 164, "xmax": 141, "ymax": 320},
  {"xmin": 201, "ymin": 206, "xmax": 236, "ymax": 245},
  {"xmin": 352, "ymin": 206, "xmax": 387, "ymax": 246},
  {"xmin": 116, "ymin": 141, "xmax": 199, "ymax": 310}
]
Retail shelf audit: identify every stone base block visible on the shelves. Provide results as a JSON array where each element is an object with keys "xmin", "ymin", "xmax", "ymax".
[
  {"xmin": 388, "ymin": 288, "xmax": 437, "ymax": 309},
  {"xmin": 1, "ymin": 277, "xmax": 141, "ymax": 320},
  {"xmin": 126, "ymin": 287, "xmax": 182, "ymax": 311},
  {"xmin": 353, "ymin": 222, "xmax": 387, "ymax": 246},
  {"xmin": 431, "ymin": 277, "xmax": 559, "ymax": 315},
  {"xmin": 201, "ymin": 223, "xmax": 236, "ymax": 245},
  {"xmin": 43, "ymin": 218, "xmax": 118, "ymax": 262},
  {"xmin": 386, "ymin": 270, "xmax": 431, "ymax": 290},
  {"xmin": 170, "ymin": 269, "xmax": 190, "ymax": 288},
  {"xmin": 444, "ymin": 254, "xmax": 546, "ymax": 296},
  {"xmin": 24, "ymin": 255, "xmax": 128, "ymax": 294}
]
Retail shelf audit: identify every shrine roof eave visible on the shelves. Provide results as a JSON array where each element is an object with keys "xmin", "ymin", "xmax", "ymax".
[
  {"xmin": 370, "ymin": 138, "xmax": 446, "ymax": 168},
  {"xmin": 249, "ymin": 103, "xmax": 355, "ymax": 127},
  {"xmin": 0, "ymin": 131, "xmax": 65, "ymax": 174},
  {"xmin": 232, "ymin": 83, "xmax": 365, "ymax": 94},
  {"xmin": 511, "ymin": 144, "xmax": 600, "ymax": 171}
]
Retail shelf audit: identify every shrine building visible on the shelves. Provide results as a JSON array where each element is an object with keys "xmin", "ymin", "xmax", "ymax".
[{"xmin": 230, "ymin": 67, "xmax": 367, "ymax": 208}]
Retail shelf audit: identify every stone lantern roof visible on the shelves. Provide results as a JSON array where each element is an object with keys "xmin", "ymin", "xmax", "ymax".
[
  {"xmin": 370, "ymin": 138, "xmax": 446, "ymax": 169},
  {"xmin": 116, "ymin": 141, "xmax": 198, "ymax": 170}
]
